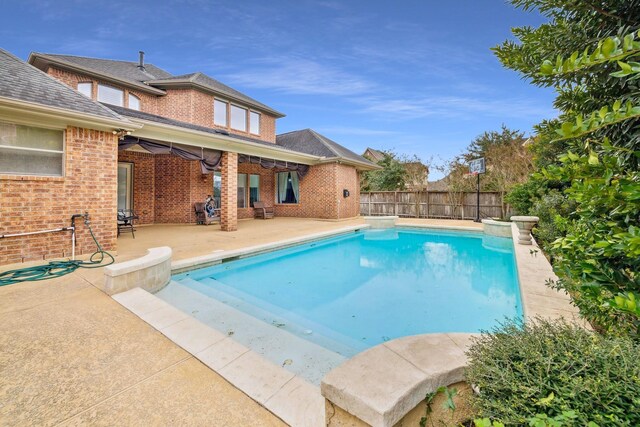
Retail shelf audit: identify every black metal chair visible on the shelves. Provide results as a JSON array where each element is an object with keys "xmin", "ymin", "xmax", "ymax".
[{"xmin": 117, "ymin": 209, "xmax": 139, "ymax": 238}]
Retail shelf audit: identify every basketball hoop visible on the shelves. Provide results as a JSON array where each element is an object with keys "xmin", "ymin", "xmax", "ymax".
[{"xmin": 468, "ymin": 158, "xmax": 485, "ymax": 223}]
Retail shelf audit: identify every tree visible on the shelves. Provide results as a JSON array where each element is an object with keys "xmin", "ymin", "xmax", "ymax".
[
  {"xmin": 360, "ymin": 151, "xmax": 407, "ymax": 191},
  {"xmin": 497, "ymin": 0, "xmax": 640, "ymax": 336},
  {"xmin": 466, "ymin": 126, "xmax": 534, "ymax": 217},
  {"xmin": 439, "ymin": 126, "xmax": 535, "ymax": 218}
]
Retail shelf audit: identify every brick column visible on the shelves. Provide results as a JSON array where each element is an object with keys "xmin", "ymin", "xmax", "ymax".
[{"xmin": 220, "ymin": 151, "xmax": 238, "ymax": 231}]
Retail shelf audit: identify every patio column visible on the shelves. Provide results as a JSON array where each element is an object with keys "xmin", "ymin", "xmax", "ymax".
[{"xmin": 220, "ymin": 151, "xmax": 238, "ymax": 231}]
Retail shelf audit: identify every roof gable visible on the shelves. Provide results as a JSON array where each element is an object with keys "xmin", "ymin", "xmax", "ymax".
[
  {"xmin": 0, "ymin": 49, "xmax": 126, "ymax": 121},
  {"xmin": 276, "ymin": 129, "xmax": 378, "ymax": 168},
  {"xmin": 146, "ymin": 72, "xmax": 285, "ymax": 117},
  {"xmin": 29, "ymin": 53, "xmax": 284, "ymax": 117}
]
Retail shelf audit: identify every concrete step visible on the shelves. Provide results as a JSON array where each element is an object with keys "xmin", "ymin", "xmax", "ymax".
[{"xmin": 156, "ymin": 280, "xmax": 347, "ymax": 385}]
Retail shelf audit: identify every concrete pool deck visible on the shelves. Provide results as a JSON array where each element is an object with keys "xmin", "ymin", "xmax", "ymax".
[{"xmin": 0, "ymin": 217, "xmax": 576, "ymax": 426}]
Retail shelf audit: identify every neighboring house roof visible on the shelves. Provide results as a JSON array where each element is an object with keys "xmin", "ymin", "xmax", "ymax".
[
  {"xmin": 277, "ymin": 129, "xmax": 379, "ymax": 168},
  {"xmin": 363, "ymin": 147, "xmax": 385, "ymax": 162},
  {"xmin": 0, "ymin": 48, "xmax": 128, "ymax": 122},
  {"xmin": 146, "ymin": 72, "xmax": 285, "ymax": 117},
  {"xmin": 28, "ymin": 53, "xmax": 284, "ymax": 116},
  {"xmin": 427, "ymin": 179, "xmax": 449, "ymax": 192}
]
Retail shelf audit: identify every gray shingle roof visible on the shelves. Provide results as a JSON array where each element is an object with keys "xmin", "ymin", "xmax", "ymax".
[
  {"xmin": 38, "ymin": 53, "xmax": 172, "ymax": 81},
  {"xmin": 276, "ymin": 129, "xmax": 378, "ymax": 167},
  {"xmin": 145, "ymin": 72, "xmax": 284, "ymax": 117},
  {"xmin": 0, "ymin": 48, "xmax": 126, "ymax": 121},
  {"xmin": 30, "ymin": 53, "xmax": 284, "ymax": 117}
]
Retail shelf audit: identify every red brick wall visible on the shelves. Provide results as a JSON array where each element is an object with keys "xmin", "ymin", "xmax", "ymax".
[
  {"xmin": 46, "ymin": 67, "xmax": 278, "ymax": 142},
  {"xmin": 46, "ymin": 67, "xmax": 158, "ymax": 112},
  {"xmin": 336, "ymin": 164, "xmax": 360, "ymax": 219},
  {"xmin": 153, "ymin": 155, "xmax": 192, "ymax": 223},
  {"xmin": 273, "ymin": 163, "xmax": 360, "ymax": 220},
  {"xmin": 117, "ymin": 150, "xmax": 155, "ymax": 224},
  {"xmin": 0, "ymin": 127, "xmax": 117, "ymax": 265}
]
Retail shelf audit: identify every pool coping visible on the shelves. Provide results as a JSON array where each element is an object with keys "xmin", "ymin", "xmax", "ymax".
[
  {"xmin": 110, "ymin": 221, "xmax": 582, "ymax": 427},
  {"xmin": 170, "ymin": 224, "xmax": 370, "ymax": 275}
]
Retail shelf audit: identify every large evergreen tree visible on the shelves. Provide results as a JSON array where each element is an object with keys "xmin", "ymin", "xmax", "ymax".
[{"xmin": 497, "ymin": 0, "xmax": 640, "ymax": 336}]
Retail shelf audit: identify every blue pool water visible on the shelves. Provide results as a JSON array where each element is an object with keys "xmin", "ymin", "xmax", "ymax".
[{"xmin": 173, "ymin": 228, "xmax": 522, "ymax": 356}]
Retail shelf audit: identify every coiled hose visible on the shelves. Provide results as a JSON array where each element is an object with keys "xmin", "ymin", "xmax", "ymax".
[{"xmin": 0, "ymin": 218, "xmax": 114, "ymax": 287}]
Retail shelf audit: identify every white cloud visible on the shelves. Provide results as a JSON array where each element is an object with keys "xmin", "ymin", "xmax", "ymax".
[
  {"xmin": 316, "ymin": 126, "xmax": 400, "ymax": 137},
  {"xmin": 353, "ymin": 95, "xmax": 556, "ymax": 121},
  {"xmin": 223, "ymin": 58, "xmax": 375, "ymax": 96}
]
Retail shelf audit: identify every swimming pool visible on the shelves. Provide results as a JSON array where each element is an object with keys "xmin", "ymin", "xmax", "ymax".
[{"xmin": 170, "ymin": 227, "xmax": 522, "ymax": 357}]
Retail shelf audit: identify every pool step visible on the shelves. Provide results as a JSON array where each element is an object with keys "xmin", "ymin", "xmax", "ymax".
[
  {"xmin": 176, "ymin": 276, "xmax": 366, "ymax": 355},
  {"xmin": 156, "ymin": 280, "xmax": 347, "ymax": 385}
]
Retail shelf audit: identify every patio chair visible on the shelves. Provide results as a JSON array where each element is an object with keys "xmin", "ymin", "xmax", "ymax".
[
  {"xmin": 194, "ymin": 202, "xmax": 219, "ymax": 225},
  {"xmin": 117, "ymin": 209, "xmax": 139, "ymax": 238},
  {"xmin": 253, "ymin": 201, "xmax": 275, "ymax": 219}
]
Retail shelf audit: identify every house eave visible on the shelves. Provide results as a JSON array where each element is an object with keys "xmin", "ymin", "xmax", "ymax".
[
  {"xmin": 148, "ymin": 80, "xmax": 286, "ymax": 118},
  {"xmin": 127, "ymin": 117, "xmax": 323, "ymax": 164},
  {"xmin": 0, "ymin": 96, "xmax": 140, "ymax": 132},
  {"xmin": 317, "ymin": 156, "xmax": 382, "ymax": 171},
  {"xmin": 28, "ymin": 53, "xmax": 167, "ymax": 96}
]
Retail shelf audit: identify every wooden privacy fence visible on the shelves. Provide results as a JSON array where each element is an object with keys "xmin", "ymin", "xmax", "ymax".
[{"xmin": 360, "ymin": 191, "xmax": 509, "ymax": 220}]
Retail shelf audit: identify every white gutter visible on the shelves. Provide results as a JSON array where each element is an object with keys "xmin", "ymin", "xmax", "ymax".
[{"xmin": 0, "ymin": 96, "xmax": 140, "ymax": 131}]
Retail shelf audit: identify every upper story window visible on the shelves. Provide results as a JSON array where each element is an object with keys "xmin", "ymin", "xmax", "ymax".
[
  {"xmin": 250, "ymin": 111, "xmax": 260, "ymax": 135},
  {"xmin": 77, "ymin": 82, "xmax": 92, "ymax": 98},
  {"xmin": 230, "ymin": 105, "xmax": 247, "ymax": 132},
  {"xmin": 97, "ymin": 84, "xmax": 124, "ymax": 107},
  {"xmin": 214, "ymin": 99, "xmax": 227, "ymax": 126},
  {"xmin": 0, "ymin": 121, "xmax": 64, "ymax": 176},
  {"xmin": 128, "ymin": 94, "xmax": 140, "ymax": 110}
]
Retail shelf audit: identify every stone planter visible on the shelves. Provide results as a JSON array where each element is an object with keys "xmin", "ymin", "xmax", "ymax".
[{"xmin": 511, "ymin": 216, "xmax": 539, "ymax": 245}]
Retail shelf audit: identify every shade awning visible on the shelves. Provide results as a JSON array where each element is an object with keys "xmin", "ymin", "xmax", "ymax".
[
  {"xmin": 238, "ymin": 154, "xmax": 309, "ymax": 179},
  {"xmin": 119, "ymin": 136, "xmax": 222, "ymax": 173}
]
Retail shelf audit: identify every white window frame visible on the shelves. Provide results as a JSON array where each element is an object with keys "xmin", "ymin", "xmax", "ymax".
[
  {"xmin": 128, "ymin": 93, "xmax": 141, "ymax": 110},
  {"xmin": 117, "ymin": 162, "xmax": 134, "ymax": 210},
  {"xmin": 97, "ymin": 83, "xmax": 124, "ymax": 106},
  {"xmin": 249, "ymin": 111, "xmax": 260, "ymax": 135},
  {"xmin": 237, "ymin": 173, "xmax": 247, "ymax": 208},
  {"xmin": 77, "ymin": 82, "xmax": 92, "ymax": 98},
  {"xmin": 214, "ymin": 99, "xmax": 228, "ymax": 126},
  {"xmin": 230, "ymin": 104, "xmax": 247, "ymax": 132},
  {"xmin": 0, "ymin": 121, "xmax": 65, "ymax": 177}
]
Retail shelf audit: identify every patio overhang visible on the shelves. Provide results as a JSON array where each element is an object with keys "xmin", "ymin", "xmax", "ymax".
[{"xmin": 127, "ymin": 117, "xmax": 323, "ymax": 165}]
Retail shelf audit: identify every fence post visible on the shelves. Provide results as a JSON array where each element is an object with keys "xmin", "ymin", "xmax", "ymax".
[
  {"xmin": 368, "ymin": 192, "xmax": 371, "ymax": 216},
  {"xmin": 425, "ymin": 190, "xmax": 429, "ymax": 219},
  {"xmin": 394, "ymin": 191, "xmax": 397, "ymax": 216}
]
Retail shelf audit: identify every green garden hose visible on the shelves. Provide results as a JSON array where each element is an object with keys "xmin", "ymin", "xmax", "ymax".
[{"xmin": 0, "ymin": 217, "xmax": 114, "ymax": 287}]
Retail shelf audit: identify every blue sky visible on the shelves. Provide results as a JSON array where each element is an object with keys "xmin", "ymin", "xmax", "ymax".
[{"xmin": 3, "ymin": 0, "xmax": 555, "ymax": 178}]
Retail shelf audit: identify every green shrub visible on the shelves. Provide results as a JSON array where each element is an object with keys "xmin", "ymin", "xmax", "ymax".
[{"xmin": 465, "ymin": 319, "xmax": 640, "ymax": 426}]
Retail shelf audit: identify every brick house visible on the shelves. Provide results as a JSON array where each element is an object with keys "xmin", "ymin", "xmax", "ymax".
[{"xmin": 0, "ymin": 49, "xmax": 377, "ymax": 265}]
